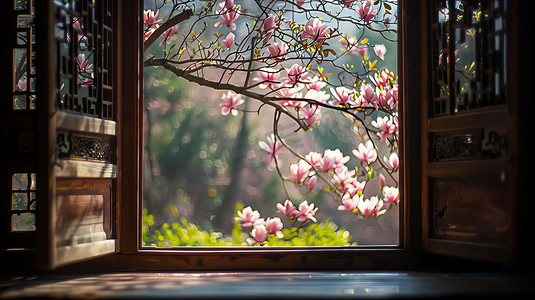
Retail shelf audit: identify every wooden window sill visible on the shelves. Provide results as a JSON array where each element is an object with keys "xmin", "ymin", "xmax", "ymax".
[{"xmin": 1, "ymin": 271, "xmax": 534, "ymax": 299}]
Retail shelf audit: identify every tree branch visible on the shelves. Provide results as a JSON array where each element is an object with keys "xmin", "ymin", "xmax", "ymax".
[
  {"xmin": 145, "ymin": 58, "xmax": 310, "ymax": 131},
  {"xmin": 144, "ymin": 9, "xmax": 194, "ymax": 52}
]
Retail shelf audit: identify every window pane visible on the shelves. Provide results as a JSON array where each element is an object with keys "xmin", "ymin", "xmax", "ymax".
[
  {"xmin": 143, "ymin": 0, "xmax": 399, "ymax": 247},
  {"xmin": 13, "ymin": 95, "xmax": 26, "ymax": 110},
  {"xmin": 17, "ymin": 14, "xmax": 32, "ymax": 27},
  {"xmin": 30, "ymin": 173, "xmax": 36, "ymax": 190},
  {"xmin": 11, "ymin": 213, "xmax": 36, "ymax": 232},
  {"xmin": 12, "ymin": 173, "xmax": 29, "ymax": 190},
  {"xmin": 14, "ymin": 0, "xmax": 28, "ymax": 10},
  {"xmin": 29, "ymin": 192, "xmax": 37, "ymax": 210},
  {"xmin": 12, "ymin": 193, "xmax": 28, "ymax": 210}
]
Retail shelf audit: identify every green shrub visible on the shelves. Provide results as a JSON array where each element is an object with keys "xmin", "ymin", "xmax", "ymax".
[{"xmin": 142, "ymin": 208, "xmax": 356, "ymax": 247}]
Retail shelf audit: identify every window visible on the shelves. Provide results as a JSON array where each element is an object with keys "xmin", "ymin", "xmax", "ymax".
[
  {"xmin": 141, "ymin": 0, "xmax": 400, "ymax": 248},
  {"xmin": 2, "ymin": 0, "xmax": 532, "ymax": 272},
  {"xmin": 11, "ymin": 173, "xmax": 37, "ymax": 232}
]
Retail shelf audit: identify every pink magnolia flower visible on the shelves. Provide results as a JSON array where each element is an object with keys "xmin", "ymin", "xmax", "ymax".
[
  {"xmin": 301, "ymin": 18, "xmax": 330, "ymax": 41},
  {"xmin": 374, "ymin": 44, "xmax": 387, "ymax": 60},
  {"xmin": 307, "ymin": 77, "xmax": 327, "ymax": 91},
  {"xmin": 374, "ymin": 87, "xmax": 394, "ymax": 110},
  {"xmin": 286, "ymin": 64, "xmax": 312, "ymax": 86},
  {"xmin": 356, "ymin": 0, "xmax": 377, "ymax": 23},
  {"xmin": 384, "ymin": 152, "xmax": 399, "ymax": 171},
  {"xmin": 287, "ymin": 159, "xmax": 311, "ymax": 183},
  {"xmin": 217, "ymin": 0, "xmax": 235, "ymax": 12},
  {"xmin": 352, "ymin": 140, "xmax": 378, "ymax": 166},
  {"xmin": 383, "ymin": 186, "xmax": 400, "ymax": 208},
  {"xmin": 267, "ymin": 42, "xmax": 288, "ymax": 58},
  {"xmin": 222, "ymin": 32, "xmax": 235, "ymax": 49},
  {"xmin": 295, "ymin": 201, "xmax": 318, "ymax": 222},
  {"xmin": 265, "ymin": 217, "xmax": 284, "ymax": 238},
  {"xmin": 371, "ymin": 115, "xmax": 397, "ymax": 143},
  {"xmin": 330, "ymin": 86, "xmax": 355, "ymax": 107},
  {"xmin": 77, "ymin": 53, "xmax": 93, "ymax": 74},
  {"xmin": 67, "ymin": 20, "xmax": 87, "ymax": 43},
  {"xmin": 143, "ymin": 9, "xmax": 160, "ymax": 25},
  {"xmin": 310, "ymin": 150, "xmax": 350, "ymax": 173},
  {"xmin": 276, "ymin": 87, "xmax": 305, "ymax": 107},
  {"xmin": 78, "ymin": 76, "xmax": 93, "ymax": 87},
  {"xmin": 159, "ymin": 25, "xmax": 177, "ymax": 46},
  {"xmin": 235, "ymin": 206, "xmax": 264, "ymax": 228},
  {"xmin": 323, "ymin": 149, "xmax": 350, "ymax": 170},
  {"xmin": 247, "ymin": 224, "xmax": 269, "ymax": 244},
  {"xmin": 356, "ymin": 45, "xmax": 369, "ymax": 57},
  {"xmin": 380, "ymin": 173, "xmax": 386, "ymax": 191},
  {"xmin": 339, "ymin": 36, "xmax": 362, "ymax": 56},
  {"xmin": 299, "ymin": 106, "xmax": 320, "ymax": 127},
  {"xmin": 258, "ymin": 134, "xmax": 284, "ymax": 163},
  {"xmin": 144, "ymin": 24, "xmax": 158, "ymax": 41},
  {"xmin": 357, "ymin": 83, "xmax": 376, "ymax": 107},
  {"xmin": 263, "ymin": 15, "xmax": 280, "ymax": 32},
  {"xmin": 277, "ymin": 199, "xmax": 297, "ymax": 218},
  {"xmin": 349, "ymin": 180, "xmax": 366, "ymax": 195},
  {"xmin": 373, "ymin": 69, "xmax": 391, "ymax": 88},
  {"xmin": 295, "ymin": 0, "xmax": 306, "ymax": 7},
  {"xmin": 358, "ymin": 196, "xmax": 385, "ymax": 218},
  {"xmin": 254, "ymin": 68, "xmax": 281, "ymax": 89},
  {"xmin": 73, "ymin": 20, "xmax": 83, "ymax": 31},
  {"xmin": 332, "ymin": 166, "xmax": 357, "ymax": 191},
  {"xmin": 304, "ymin": 89, "xmax": 330, "ymax": 104},
  {"xmin": 318, "ymin": 153, "xmax": 335, "ymax": 172},
  {"xmin": 307, "ymin": 175, "xmax": 317, "ymax": 191},
  {"xmin": 338, "ymin": 192, "xmax": 361, "ymax": 212},
  {"xmin": 305, "ymin": 151, "xmax": 322, "ymax": 168},
  {"xmin": 342, "ymin": 0, "xmax": 357, "ymax": 7},
  {"xmin": 17, "ymin": 78, "xmax": 27, "ymax": 91},
  {"xmin": 220, "ymin": 91, "xmax": 244, "ymax": 116},
  {"xmin": 391, "ymin": 83, "xmax": 399, "ymax": 103},
  {"xmin": 215, "ymin": 8, "xmax": 240, "ymax": 30}
]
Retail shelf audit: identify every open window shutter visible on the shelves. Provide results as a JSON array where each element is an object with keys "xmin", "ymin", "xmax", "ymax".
[
  {"xmin": 422, "ymin": 0, "xmax": 518, "ymax": 263},
  {"xmin": 35, "ymin": 0, "xmax": 118, "ymax": 269}
]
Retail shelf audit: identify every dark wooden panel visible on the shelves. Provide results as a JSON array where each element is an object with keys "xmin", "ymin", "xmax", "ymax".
[
  {"xmin": 52, "ymin": 178, "xmax": 115, "ymax": 266},
  {"xmin": 430, "ymin": 175, "xmax": 511, "ymax": 246}
]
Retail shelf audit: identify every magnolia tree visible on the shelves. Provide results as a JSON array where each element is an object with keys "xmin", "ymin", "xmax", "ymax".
[{"xmin": 143, "ymin": 0, "xmax": 399, "ymax": 245}]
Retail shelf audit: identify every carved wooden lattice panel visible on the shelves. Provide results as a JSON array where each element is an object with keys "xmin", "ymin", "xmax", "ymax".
[
  {"xmin": 431, "ymin": 126, "xmax": 507, "ymax": 161},
  {"xmin": 55, "ymin": 0, "xmax": 114, "ymax": 119},
  {"xmin": 57, "ymin": 131, "xmax": 113, "ymax": 162},
  {"xmin": 431, "ymin": 0, "xmax": 507, "ymax": 116},
  {"xmin": 13, "ymin": 0, "xmax": 37, "ymax": 110}
]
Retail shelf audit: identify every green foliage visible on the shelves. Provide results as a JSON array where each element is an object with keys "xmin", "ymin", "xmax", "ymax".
[
  {"xmin": 268, "ymin": 221, "xmax": 357, "ymax": 246},
  {"xmin": 142, "ymin": 208, "xmax": 156, "ymax": 246},
  {"xmin": 150, "ymin": 219, "xmax": 239, "ymax": 246},
  {"xmin": 142, "ymin": 207, "xmax": 356, "ymax": 247}
]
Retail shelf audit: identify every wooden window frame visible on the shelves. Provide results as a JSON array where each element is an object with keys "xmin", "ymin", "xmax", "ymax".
[{"xmin": 104, "ymin": 0, "xmax": 423, "ymax": 271}]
